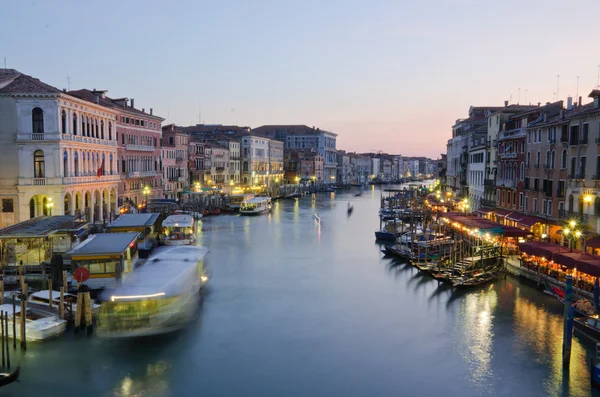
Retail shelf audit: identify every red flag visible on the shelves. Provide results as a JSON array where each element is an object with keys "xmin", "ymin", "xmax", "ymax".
[{"xmin": 97, "ymin": 158, "xmax": 104, "ymax": 177}]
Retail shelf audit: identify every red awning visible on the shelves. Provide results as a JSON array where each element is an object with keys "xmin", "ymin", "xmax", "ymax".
[
  {"xmin": 517, "ymin": 215, "xmax": 546, "ymax": 228},
  {"xmin": 506, "ymin": 213, "xmax": 526, "ymax": 222},
  {"xmin": 475, "ymin": 208, "xmax": 493, "ymax": 215},
  {"xmin": 519, "ymin": 241, "xmax": 569, "ymax": 260},
  {"xmin": 494, "ymin": 209, "xmax": 513, "ymax": 218},
  {"xmin": 553, "ymin": 252, "xmax": 600, "ymax": 277}
]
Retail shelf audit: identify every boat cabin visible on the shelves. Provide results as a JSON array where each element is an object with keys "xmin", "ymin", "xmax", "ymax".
[
  {"xmin": 67, "ymin": 232, "xmax": 140, "ymax": 290},
  {"xmin": 106, "ymin": 213, "xmax": 160, "ymax": 256},
  {"xmin": 162, "ymin": 214, "xmax": 195, "ymax": 245}
]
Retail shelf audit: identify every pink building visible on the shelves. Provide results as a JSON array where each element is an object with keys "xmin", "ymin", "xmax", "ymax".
[{"xmin": 161, "ymin": 124, "xmax": 190, "ymax": 200}]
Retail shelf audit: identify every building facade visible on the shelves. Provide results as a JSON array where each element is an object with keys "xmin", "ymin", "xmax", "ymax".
[
  {"xmin": 0, "ymin": 70, "xmax": 121, "ymax": 227},
  {"xmin": 161, "ymin": 124, "xmax": 189, "ymax": 200}
]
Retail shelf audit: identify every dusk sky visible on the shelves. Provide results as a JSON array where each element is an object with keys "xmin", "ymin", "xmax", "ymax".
[{"xmin": 2, "ymin": 0, "xmax": 599, "ymax": 158}]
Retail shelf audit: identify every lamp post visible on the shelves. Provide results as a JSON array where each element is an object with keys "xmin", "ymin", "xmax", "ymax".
[
  {"xmin": 563, "ymin": 219, "xmax": 582, "ymax": 252},
  {"xmin": 142, "ymin": 186, "xmax": 151, "ymax": 211},
  {"xmin": 45, "ymin": 197, "xmax": 54, "ymax": 216}
]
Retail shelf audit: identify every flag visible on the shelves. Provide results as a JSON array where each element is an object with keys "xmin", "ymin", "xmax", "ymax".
[{"xmin": 97, "ymin": 158, "xmax": 104, "ymax": 177}]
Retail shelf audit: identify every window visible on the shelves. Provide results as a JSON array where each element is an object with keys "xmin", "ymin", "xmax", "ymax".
[
  {"xmin": 520, "ymin": 162, "xmax": 524, "ymax": 180},
  {"xmin": 571, "ymin": 157, "xmax": 576, "ymax": 176},
  {"xmin": 101, "ymin": 120, "xmax": 105, "ymax": 139},
  {"xmin": 534, "ymin": 178, "xmax": 539, "ymax": 192},
  {"xmin": 126, "ymin": 117, "xmax": 130, "ymax": 124},
  {"xmin": 547, "ymin": 200, "xmax": 552, "ymax": 216},
  {"xmin": 525, "ymin": 196, "xmax": 529, "ymax": 211},
  {"xmin": 526, "ymin": 152, "xmax": 531, "ymax": 167},
  {"xmin": 537, "ymin": 129, "xmax": 541, "ymax": 142},
  {"xmin": 558, "ymin": 180, "xmax": 565, "ymax": 198},
  {"xmin": 582, "ymin": 123, "xmax": 589, "ymax": 144},
  {"xmin": 61, "ymin": 110, "xmax": 67, "ymax": 134},
  {"xmin": 519, "ymin": 193, "xmax": 524, "ymax": 210},
  {"xmin": 561, "ymin": 149, "xmax": 567, "ymax": 169},
  {"xmin": 570, "ymin": 125, "xmax": 579, "ymax": 145},
  {"xmin": 545, "ymin": 150, "xmax": 550, "ymax": 167},
  {"xmin": 32, "ymin": 107, "xmax": 44, "ymax": 134},
  {"xmin": 533, "ymin": 198, "xmax": 538, "ymax": 212},
  {"xmin": 34, "ymin": 150, "xmax": 45, "ymax": 178},
  {"xmin": 550, "ymin": 150, "xmax": 555, "ymax": 168},
  {"xmin": 169, "ymin": 137, "xmax": 174, "ymax": 145},
  {"xmin": 2, "ymin": 199, "xmax": 14, "ymax": 213},
  {"xmin": 108, "ymin": 122, "xmax": 112, "ymax": 140},
  {"xmin": 542, "ymin": 199, "xmax": 547, "ymax": 214},
  {"xmin": 63, "ymin": 150, "xmax": 68, "ymax": 177},
  {"xmin": 535, "ymin": 151, "xmax": 540, "ymax": 167},
  {"xmin": 122, "ymin": 133, "xmax": 125, "ymax": 145},
  {"xmin": 73, "ymin": 113, "xmax": 78, "ymax": 135},
  {"xmin": 579, "ymin": 156, "xmax": 587, "ymax": 178}
]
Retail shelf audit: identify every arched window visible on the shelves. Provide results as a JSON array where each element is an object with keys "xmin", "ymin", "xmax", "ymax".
[
  {"xmin": 32, "ymin": 107, "xmax": 44, "ymax": 134},
  {"xmin": 561, "ymin": 149, "xmax": 567, "ymax": 168},
  {"xmin": 513, "ymin": 163, "xmax": 518, "ymax": 180},
  {"xmin": 551, "ymin": 150, "xmax": 556, "ymax": 169},
  {"xmin": 86, "ymin": 117, "xmax": 91, "ymax": 137},
  {"xmin": 74, "ymin": 152, "xmax": 79, "ymax": 176},
  {"xmin": 520, "ymin": 162, "xmax": 524, "ymax": 180},
  {"xmin": 243, "ymin": 161, "xmax": 248, "ymax": 172},
  {"xmin": 101, "ymin": 120, "xmax": 105, "ymax": 140},
  {"xmin": 526, "ymin": 152, "xmax": 531, "ymax": 167},
  {"xmin": 568, "ymin": 194, "xmax": 574, "ymax": 212},
  {"xmin": 121, "ymin": 156, "xmax": 126, "ymax": 173},
  {"xmin": 545, "ymin": 150, "xmax": 550, "ymax": 168},
  {"xmin": 81, "ymin": 115, "xmax": 86, "ymax": 136},
  {"xmin": 34, "ymin": 150, "xmax": 45, "ymax": 178},
  {"xmin": 73, "ymin": 113, "xmax": 78, "ymax": 135},
  {"xmin": 109, "ymin": 154, "xmax": 113, "ymax": 174},
  {"xmin": 61, "ymin": 110, "xmax": 67, "ymax": 134},
  {"xmin": 63, "ymin": 150, "xmax": 68, "ymax": 177},
  {"xmin": 108, "ymin": 122, "xmax": 112, "ymax": 140},
  {"xmin": 95, "ymin": 119, "xmax": 99, "ymax": 138},
  {"xmin": 536, "ymin": 151, "xmax": 540, "ymax": 167}
]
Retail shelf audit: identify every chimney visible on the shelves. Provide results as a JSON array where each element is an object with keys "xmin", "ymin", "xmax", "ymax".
[
  {"xmin": 538, "ymin": 102, "xmax": 541, "ymax": 106},
  {"xmin": 595, "ymin": 97, "xmax": 600, "ymax": 108},
  {"xmin": 62, "ymin": 88, "xmax": 66, "ymax": 93},
  {"xmin": 543, "ymin": 112, "xmax": 547, "ymax": 122},
  {"xmin": 94, "ymin": 96, "xmax": 99, "ymax": 104},
  {"xmin": 504, "ymin": 100, "xmax": 508, "ymax": 106},
  {"xmin": 579, "ymin": 96, "xmax": 582, "ymax": 106},
  {"xmin": 142, "ymin": 108, "xmax": 145, "ymax": 113},
  {"xmin": 130, "ymin": 98, "xmax": 135, "ymax": 109},
  {"xmin": 150, "ymin": 108, "xmax": 153, "ymax": 115},
  {"xmin": 567, "ymin": 96, "xmax": 573, "ymax": 110}
]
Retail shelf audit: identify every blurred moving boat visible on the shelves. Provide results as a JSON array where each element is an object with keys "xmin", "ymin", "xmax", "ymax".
[{"xmin": 97, "ymin": 246, "xmax": 208, "ymax": 338}]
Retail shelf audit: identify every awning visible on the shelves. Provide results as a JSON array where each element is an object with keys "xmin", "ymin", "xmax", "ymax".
[
  {"xmin": 475, "ymin": 208, "xmax": 493, "ymax": 215},
  {"xmin": 517, "ymin": 215, "xmax": 546, "ymax": 228},
  {"xmin": 519, "ymin": 241, "xmax": 569, "ymax": 260},
  {"xmin": 506, "ymin": 213, "xmax": 526, "ymax": 222},
  {"xmin": 553, "ymin": 252, "xmax": 600, "ymax": 278},
  {"xmin": 494, "ymin": 209, "xmax": 513, "ymax": 218}
]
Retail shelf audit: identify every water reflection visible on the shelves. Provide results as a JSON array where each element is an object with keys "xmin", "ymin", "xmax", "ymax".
[
  {"xmin": 513, "ymin": 291, "xmax": 591, "ymax": 397},
  {"xmin": 113, "ymin": 361, "xmax": 171, "ymax": 397},
  {"xmin": 454, "ymin": 288, "xmax": 497, "ymax": 392}
]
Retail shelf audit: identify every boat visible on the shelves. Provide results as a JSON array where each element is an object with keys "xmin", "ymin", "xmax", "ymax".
[
  {"xmin": 174, "ymin": 209, "xmax": 203, "ymax": 220},
  {"xmin": 574, "ymin": 315, "xmax": 600, "ymax": 341},
  {"xmin": 229, "ymin": 193, "xmax": 255, "ymax": 210},
  {"xmin": 0, "ymin": 367, "xmax": 20, "ymax": 387},
  {"xmin": 453, "ymin": 272, "xmax": 498, "ymax": 288},
  {"xmin": 162, "ymin": 214, "xmax": 196, "ymax": 245},
  {"xmin": 240, "ymin": 197, "xmax": 272, "ymax": 215},
  {"xmin": 375, "ymin": 220, "xmax": 407, "ymax": 241},
  {"xmin": 25, "ymin": 290, "xmax": 101, "ymax": 317},
  {"xmin": 347, "ymin": 203, "xmax": 354, "ymax": 215},
  {"xmin": 0, "ymin": 304, "xmax": 66, "ymax": 341},
  {"xmin": 97, "ymin": 246, "xmax": 208, "ymax": 338}
]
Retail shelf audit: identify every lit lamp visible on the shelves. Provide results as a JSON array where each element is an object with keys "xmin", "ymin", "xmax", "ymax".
[
  {"xmin": 45, "ymin": 197, "xmax": 54, "ymax": 216},
  {"xmin": 585, "ymin": 195, "xmax": 593, "ymax": 204},
  {"xmin": 563, "ymin": 220, "xmax": 582, "ymax": 251},
  {"xmin": 142, "ymin": 185, "xmax": 151, "ymax": 204},
  {"xmin": 230, "ymin": 180, "xmax": 234, "ymax": 186}
]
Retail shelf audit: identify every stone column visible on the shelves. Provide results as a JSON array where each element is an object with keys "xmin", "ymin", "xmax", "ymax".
[{"xmin": 98, "ymin": 191, "xmax": 104, "ymax": 223}]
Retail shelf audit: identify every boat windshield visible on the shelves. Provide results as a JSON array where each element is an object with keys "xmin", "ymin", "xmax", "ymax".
[
  {"xmin": 99, "ymin": 296, "xmax": 180, "ymax": 332},
  {"xmin": 164, "ymin": 226, "xmax": 194, "ymax": 241}
]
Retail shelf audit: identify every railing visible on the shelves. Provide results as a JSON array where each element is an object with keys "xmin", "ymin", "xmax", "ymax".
[
  {"xmin": 60, "ymin": 134, "xmax": 117, "ymax": 147},
  {"xmin": 497, "ymin": 178, "xmax": 516, "ymax": 188},
  {"xmin": 568, "ymin": 173, "xmax": 575, "ymax": 179},
  {"xmin": 560, "ymin": 134, "xmax": 568, "ymax": 143},
  {"xmin": 126, "ymin": 144, "xmax": 155, "ymax": 152},
  {"xmin": 16, "ymin": 133, "xmax": 61, "ymax": 141},
  {"xmin": 139, "ymin": 171, "xmax": 156, "ymax": 177},
  {"xmin": 580, "ymin": 138, "xmax": 589, "ymax": 145},
  {"xmin": 500, "ymin": 152, "xmax": 518, "ymax": 159},
  {"xmin": 483, "ymin": 179, "xmax": 495, "ymax": 187},
  {"xmin": 63, "ymin": 174, "xmax": 120, "ymax": 184},
  {"xmin": 176, "ymin": 156, "xmax": 185, "ymax": 162},
  {"xmin": 576, "ymin": 173, "xmax": 586, "ymax": 179},
  {"xmin": 33, "ymin": 178, "xmax": 46, "ymax": 185},
  {"xmin": 215, "ymin": 166, "xmax": 225, "ymax": 171},
  {"xmin": 480, "ymin": 199, "xmax": 496, "ymax": 208},
  {"xmin": 128, "ymin": 172, "xmax": 140, "ymax": 178},
  {"xmin": 498, "ymin": 128, "xmax": 526, "ymax": 140},
  {"xmin": 178, "ymin": 177, "xmax": 186, "ymax": 182}
]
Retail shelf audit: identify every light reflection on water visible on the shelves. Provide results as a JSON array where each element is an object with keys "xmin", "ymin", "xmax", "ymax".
[{"xmin": 113, "ymin": 361, "xmax": 171, "ymax": 397}]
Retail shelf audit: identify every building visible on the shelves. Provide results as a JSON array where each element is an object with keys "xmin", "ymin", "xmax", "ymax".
[
  {"xmin": 67, "ymin": 90, "xmax": 164, "ymax": 207},
  {"xmin": 161, "ymin": 124, "xmax": 189, "ymax": 200},
  {"xmin": 251, "ymin": 125, "xmax": 338, "ymax": 183},
  {"xmin": 467, "ymin": 132, "xmax": 488, "ymax": 209},
  {"xmin": 435, "ymin": 154, "xmax": 447, "ymax": 182},
  {"xmin": 189, "ymin": 140, "xmax": 206, "ymax": 188},
  {"xmin": 283, "ymin": 149, "xmax": 323, "ymax": 184},
  {"xmin": 349, "ymin": 153, "xmax": 371, "ymax": 184},
  {"xmin": 0, "ymin": 70, "xmax": 120, "ymax": 227},
  {"xmin": 370, "ymin": 157, "xmax": 381, "ymax": 179},
  {"xmin": 484, "ymin": 103, "xmax": 539, "ymax": 207},
  {"xmin": 337, "ymin": 151, "xmax": 352, "ymax": 184},
  {"xmin": 206, "ymin": 143, "xmax": 230, "ymax": 186},
  {"xmin": 563, "ymin": 92, "xmax": 600, "ymax": 234},
  {"xmin": 268, "ymin": 139, "xmax": 284, "ymax": 189}
]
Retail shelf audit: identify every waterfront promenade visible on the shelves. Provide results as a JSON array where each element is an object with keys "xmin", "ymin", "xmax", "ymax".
[{"xmin": 2, "ymin": 185, "xmax": 599, "ymax": 396}]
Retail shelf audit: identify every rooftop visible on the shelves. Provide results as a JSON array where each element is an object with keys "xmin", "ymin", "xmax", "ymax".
[
  {"xmin": 106, "ymin": 213, "xmax": 160, "ymax": 229},
  {"xmin": 252, "ymin": 125, "xmax": 337, "ymax": 137},
  {"xmin": 68, "ymin": 232, "xmax": 140, "ymax": 256},
  {"xmin": 0, "ymin": 216, "xmax": 88, "ymax": 239},
  {"xmin": 0, "ymin": 70, "xmax": 62, "ymax": 95},
  {"xmin": 68, "ymin": 89, "xmax": 164, "ymax": 121}
]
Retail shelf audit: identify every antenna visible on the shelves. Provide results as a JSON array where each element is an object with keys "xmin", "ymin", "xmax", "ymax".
[
  {"xmin": 66, "ymin": 75, "xmax": 71, "ymax": 90},
  {"xmin": 556, "ymin": 74, "xmax": 560, "ymax": 100}
]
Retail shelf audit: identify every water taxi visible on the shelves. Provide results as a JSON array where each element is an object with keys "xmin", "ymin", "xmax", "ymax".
[
  {"xmin": 97, "ymin": 246, "xmax": 208, "ymax": 338},
  {"xmin": 229, "ymin": 193, "xmax": 254, "ymax": 210},
  {"xmin": 0, "ymin": 304, "xmax": 66, "ymax": 341},
  {"xmin": 162, "ymin": 214, "xmax": 196, "ymax": 245},
  {"xmin": 240, "ymin": 197, "xmax": 272, "ymax": 215}
]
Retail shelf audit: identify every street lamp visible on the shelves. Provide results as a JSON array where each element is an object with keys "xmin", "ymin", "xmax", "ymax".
[
  {"xmin": 563, "ymin": 219, "xmax": 582, "ymax": 251},
  {"xmin": 45, "ymin": 197, "xmax": 54, "ymax": 216},
  {"xmin": 143, "ymin": 185, "xmax": 151, "ymax": 202}
]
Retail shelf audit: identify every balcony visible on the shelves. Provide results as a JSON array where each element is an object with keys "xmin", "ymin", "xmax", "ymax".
[
  {"xmin": 483, "ymin": 179, "xmax": 495, "ymax": 187},
  {"xmin": 178, "ymin": 176, "xmax": 186, "ymax": 182},
  {"xmin": 176, "ymin": 156, "xmax": 185, "ymax": 162},
  {"xmin": 498, "ymin": 128, "xmax": 526, "ymax": 140},
  {"xmin": 497, "ymin": 178, "xmax": 516, "ymax": 188},
  {"xmin": 580, "ymin": 138, "xmax": 589, "ymax": 145},
  {"xmin": 480, "ymin": 198, "xmax": 496, "ymax": 208},
  {"xmin": 128, "ymin": 171, "xmax": 156, "ymax": 178},
  {"xmin": 126, "ymin": 144, "xmax": 155, "ymax": 152},
  {"xmin": 500, "ymin": 152, "xmax": 518, "ymax": 159},
  {"xmin": 19, "ymin": 174, "xmax": 120, "ymax": 186},
  {"xmin": 560, "ymin": 134, "xmax": 568, "ymax": 143},
  {"xmin": 17, "ymin": 133, "xmax": 119, "ymax": 147}
]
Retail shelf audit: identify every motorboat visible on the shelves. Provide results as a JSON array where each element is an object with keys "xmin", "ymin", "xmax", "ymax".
[
  {"xmin": 574, "ymin": 315, "xmax": 600, "ymax": 341},
  {"xmin": 20, "ymin": 290, "xmax": 101, "ymax": 317},
  {"xmin": 162, "ymin": 214, "xmax": 196, "ymax": 245},
  {"xmin": 240, "ymin": 197, "xmax": 272, "ymax": 215},
  {"xmin": 0, "ymin": 304, "xmax": 66, "ymax": 341}
]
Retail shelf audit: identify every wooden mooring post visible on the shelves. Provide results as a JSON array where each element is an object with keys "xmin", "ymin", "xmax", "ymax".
[
  {"xmin": 3, "ymin": 311, "xmax": 9, "ymax": 369},
  {"xmin": 48, "ymin": 279, "xmax": 53, "ymax": 309},
  {"xmin": 0, "ymin": 272, "xmax": 3, "ymax": 305},
  {"xmin": 19, "ymin": 285, "xmax": 27, "ymax": 350},
  {"xmin": 59, "ymin": 287, "xmax": 65, "ymax": 320}
]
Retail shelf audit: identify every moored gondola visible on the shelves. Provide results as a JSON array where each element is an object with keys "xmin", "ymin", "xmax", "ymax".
[{"xmin": 0, "ymin": 366, "xmax": 20, "ymax": 387}]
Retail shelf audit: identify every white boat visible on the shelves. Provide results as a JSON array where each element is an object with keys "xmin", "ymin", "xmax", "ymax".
[
  {"xmin": 240, "ymin": 197, "xmax": 272, "ymax": 215},
  {"xmin": 174, "ymin": 209, "xmax": 203, "ymax": 220},
  {"xmin": 27, "ymin": 290, "xmax": 101, "ymax": 317},
  {"xmin": 97, "ymin": 246, "xmax": 208, "ymax": 338},
  {"xmin": 229, "ymin": 193, "xmax": 254, "ymax": 210},
  {"xmin": 0, "ymin": 304, "xmax": 66, "ymax": 341},
  {"xmin": 162, "ymin": 214, "xmax": 196, "ymax": 245}
]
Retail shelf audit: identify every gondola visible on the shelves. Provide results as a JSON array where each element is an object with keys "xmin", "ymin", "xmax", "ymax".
[
  {"xmin": 347, "ymin": 205, "xmax": 354, "ymax": 215},
  {"xmin": 0, "ymin": 366, "xmax": 20, "ymax": 387}
]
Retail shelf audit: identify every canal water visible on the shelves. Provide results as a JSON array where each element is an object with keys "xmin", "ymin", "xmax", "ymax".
[{"xmin": 3, "ymin": 185, "xmax": 600, "ymax": 396}]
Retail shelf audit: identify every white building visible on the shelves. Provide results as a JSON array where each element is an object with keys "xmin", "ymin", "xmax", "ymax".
[
  {"xmin": 371, "ymin": 157, "xmax": 380, "ymax": 178},
  {"xmin": 0, "ymin": 70, "xmax": 120, "ymax": 228},
  {"xmin": 467, "ymin": 135, "xmax": 487, "ymax": 209},
  {"xmin": 241, "ymin": 135, "xmax": 270, "ymax": 186}
]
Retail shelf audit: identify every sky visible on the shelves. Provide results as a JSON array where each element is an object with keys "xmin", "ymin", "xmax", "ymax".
[{"xmin": 2, "ymin": 0, "xmax": 599, "ymax": 158}]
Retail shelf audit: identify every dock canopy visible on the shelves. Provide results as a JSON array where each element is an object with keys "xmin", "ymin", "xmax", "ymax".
[
  {"xmin": 68, "ymin": 232, "xmax": 140, "ymax": 257},
  {"xmin": 440, "ymin": 213, "xmax": 530, "ymax": 238},
  {"xmin": 0, "ymin": 215, "xmax": 88, "ymax": 239},
  {"xmin": 107, "ymin": 213, "xmax": 160, "ymax": 230}
]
